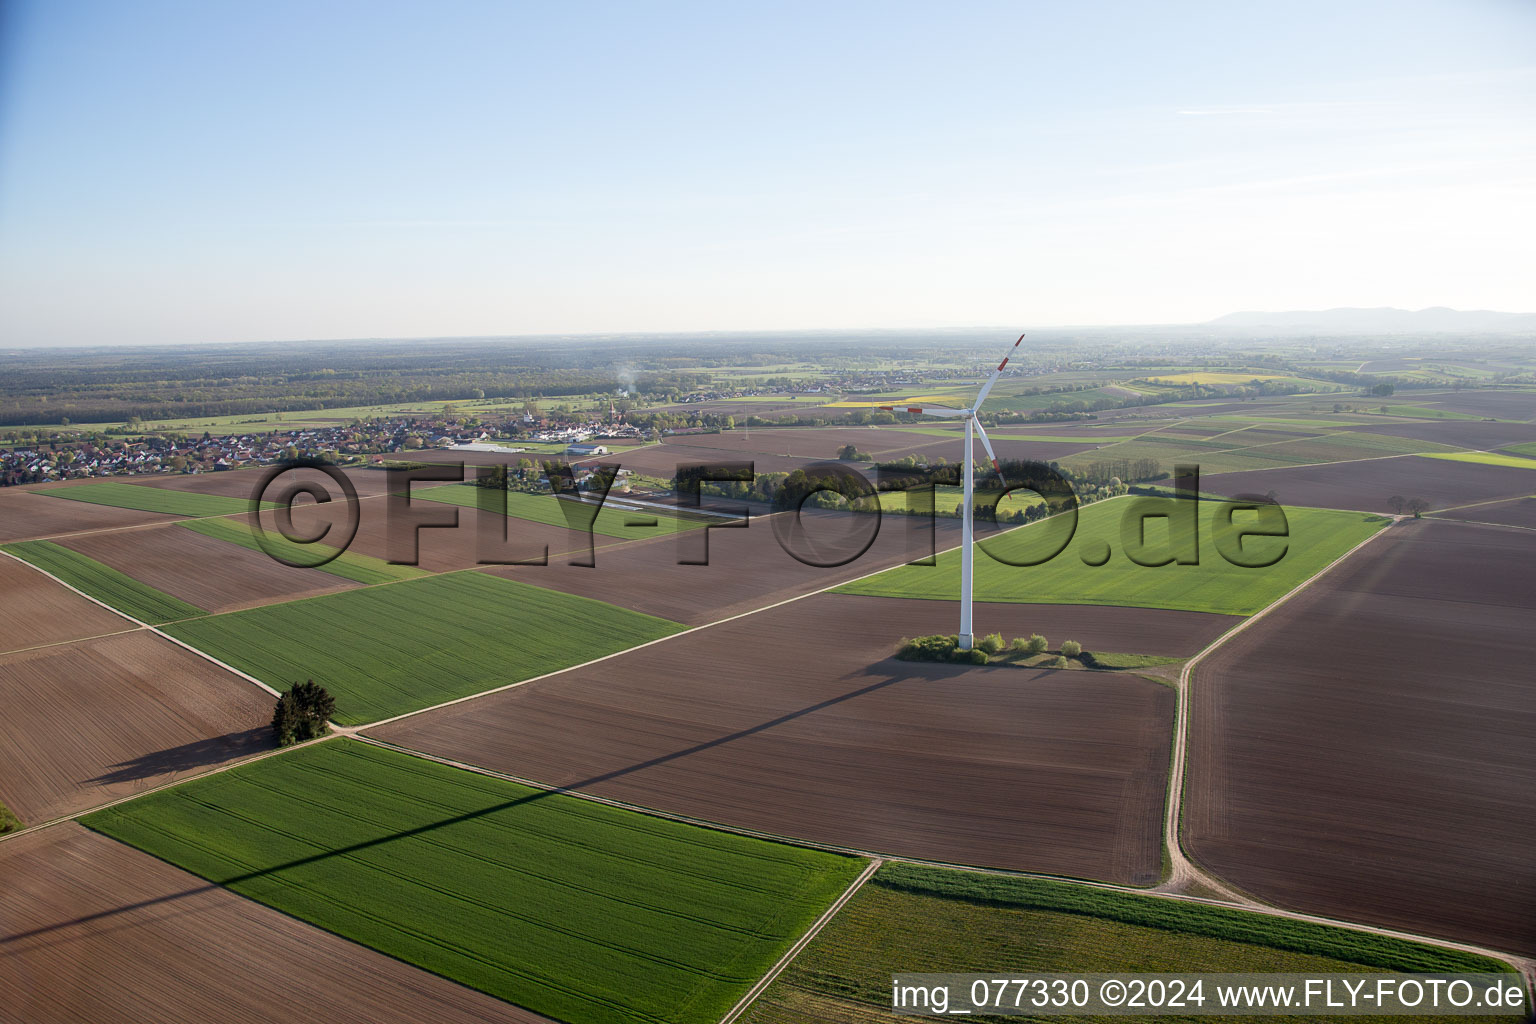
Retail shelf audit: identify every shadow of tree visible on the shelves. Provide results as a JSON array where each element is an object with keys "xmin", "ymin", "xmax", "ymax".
[{"xmin": 88, "ymin": 728, "xmax": 272, "ymax": 785}]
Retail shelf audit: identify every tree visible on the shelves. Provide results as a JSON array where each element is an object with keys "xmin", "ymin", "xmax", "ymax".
[
  {"xmin": 1405, "ymin": 497, "xmax": 1431, "ymax": 518},
  {"xmin": 1371, "ymin": 382, "xmax": 1395, "ymax": 397},
  {"xmin": 978, "ymin": 632, "xmax": 1004, "ymax": 655},
  {"xmin": 272, "ymin": 680, "xmax": 335, "ymax": 746},
  {"xmin": 1387, "ymin": 495, "xmax": 1406, "ymax": 515},
  {"xmin": 1024, "ymin": 633, "xmax": 1048, "ymax": 655},
  {"xmin": 1061, "ymin": 639, "xmax": 1082, "ymax": 658},
  {"xmin": 836, "ymin": 443, "xmax": 870, "ymax": 461}
]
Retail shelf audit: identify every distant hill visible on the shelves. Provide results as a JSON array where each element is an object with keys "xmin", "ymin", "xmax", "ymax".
[{"xmin": 1208, "ymin": 307, "xmax": 1536, "ymax": 333}]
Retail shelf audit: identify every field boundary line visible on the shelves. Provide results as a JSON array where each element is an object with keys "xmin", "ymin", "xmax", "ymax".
[
  {"xmin": 0, "ymin": 548, "xmax": 281, "ymax": 698},
  {"xmin": 1160, "ymin": 520, "xmax": 1395, "ymax": 901},
  {"xmin": 1430, "ymin": 492, "xmax": 1536, "ymax": 514},
  {"xmin": 718, "ymin": 857, "xmax": 883, "ymax": 1024},
  {"xmin": 0, "ymin": 626, "xmax": 145, "ymax": 659}
]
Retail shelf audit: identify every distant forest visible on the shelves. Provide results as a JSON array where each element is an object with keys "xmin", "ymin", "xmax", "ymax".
[
  {"xmin": 2, "ymin": 330, "xmax": 1527, "ymax": 427},
  {"xmin": 0, "ymin": 334, "xmax": 983, "ymax": 426}
]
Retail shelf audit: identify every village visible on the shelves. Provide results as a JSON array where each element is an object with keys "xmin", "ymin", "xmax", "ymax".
[{"xmin": 0, "ymin": 406, "xmax": 650, "ymax": 486}]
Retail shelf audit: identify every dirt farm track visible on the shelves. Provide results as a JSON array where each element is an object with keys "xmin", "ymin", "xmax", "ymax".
[
  {"xmin": 0, "ymin": 824, "xmax": 545, "ymax": 1024},
  {"xmin": 1184, "ymin": 518, "xmax": 1536, "ymax": 956},
  {"xmin": 375, "ymin": 594, "xmax": 1238, "ymax": 885}
]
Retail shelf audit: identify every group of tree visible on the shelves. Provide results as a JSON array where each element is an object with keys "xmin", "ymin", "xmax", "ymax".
[
  {"xmin": 1070, "ymin": 457, "xmax": 1164, "ymax": 486},
  {"xmin": 895, "ymin": 632, "xmax": 1084, "ymax": 669},
  {"xmin": 1387, "ymin": 495, "xmax": 1432, "ymax": 517},
  {"xmin": 272, "ymin": 681, "xmax": 335, "ymax": 746},
  {"xmin": 468, "ymin": 459, "xmax": 544, "ymax": 492}
]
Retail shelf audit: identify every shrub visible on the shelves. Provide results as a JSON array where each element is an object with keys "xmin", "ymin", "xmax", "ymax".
[
  {"xmin": 0, "ymin": 799, "xmax": 20, "ymax": 835},
  {"xmin": 1049, "ymin": 655, "xmax": 1070, "ymax": 669},
  {"xmin": 896, "ymin": 634, "xmax": 959, "ymax": 662},
  {"xmin": 272, "ymin": 680, "xmax": 336, "ymax": 747},
  {"xmin": 978, "ymin": 632, "xmax": 1005, "ymax": 655},
  {"xmin": 968, "ymin": 648, "xmax": 989, "ymax": 665},
  {"xmin": 1061, "ymin": 639, "xmax": 1082, "ymax": 658},
  {"xmin": 1025, "ymin": 633, "xmax": 1048, "ymax": 655},
  {"xmin": 1009, "ymin": 636, "xmax": 1032, "ymax": 653}
]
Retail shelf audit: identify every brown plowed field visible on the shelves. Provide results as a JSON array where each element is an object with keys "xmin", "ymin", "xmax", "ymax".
[
  {"xmin": 0, "ymin": 823, "xmax": 542, "ymax": 1024},
  {"xmin": 59, "ymin": 523, "xmax": 358, "ymax": 613},
  {"xmin": 0, "ymin": 486, "xmax": 178, "ymax": 543},
  {"xmin": 373, "ymin": 593, "xmax": 1214, "ymax": 884},
  {"xmin": 0, "ymin": 555, "xmax": 132, "ymax": 654},
  {"xmin": 488, "ymin": 508, "xmax": 967, "ymax": 624},
  {"xmin": 1402, "ymin": 389, "xmax": 1536, "ymax": 420},
  {"xmin": 1185, "ymin": 519, "xmax": 1536, "ymax": 955},
  {"xmin": 0, "ymin": 631, "xmax": 273, "ymax": 824},
  {"xmin": 1338, "ymin": 418, "xmax": 1536, "ymax": 450},
  {"xmin": 1202, "ymin": 455, "xmax": 1534, "ymax": 514},
  {"xmin": 1431, "ymin": 495, "xmax": 1536, "ymax": 530}
]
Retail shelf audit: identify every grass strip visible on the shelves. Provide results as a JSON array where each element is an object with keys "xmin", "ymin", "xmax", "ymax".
[
  {"xmin": 35, "ymin": 481, "xmax": 271, "ymax": 517},
  {"xmin": 3, "ymin": 540, "xmax": 205, "ymax": 624}
]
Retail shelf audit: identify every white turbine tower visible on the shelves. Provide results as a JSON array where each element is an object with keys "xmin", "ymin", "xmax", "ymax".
[{"xmin": 880, "ymin": 333, "xmax": 1024, "ymax": 651}]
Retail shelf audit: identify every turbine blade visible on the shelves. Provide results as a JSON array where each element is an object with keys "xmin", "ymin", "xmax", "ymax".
[
  {"xmin": 970, "ymin": 332, "xmax": 1026, "ymax": 412},
  {"xmin": 973, "ymin": 420, "xmax": 1006, "ymax": 487}
]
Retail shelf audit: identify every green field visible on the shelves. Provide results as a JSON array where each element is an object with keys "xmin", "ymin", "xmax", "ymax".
[
  {"xmin": 835, "ymin": 498, "xmax": 1387, "ymax": 615},
  {"xmin": 1419, "ymin": 451, "xmax": 1536, "ymax": 470},
  {"xmin": 1502, "ymin": 442, "xmax": 1536, "ymax": 459},
  {"xmin": 178, "ymin": 516, "xmax": 429, "ymax": 585},
  {"xmin": 415, "ymin": 483, "xmax": 711, "ymax": 540},
  {"xmin": 1382, "ymin": 405, "xmax": 1483, "ymax": 420},
  {"xmin": 1204, "ymin": 415, "xmax": 1375, "ymax": 429},
  {"xmin": 163, "ymin": 570, "xmax": 685, "ymax": 723},
  {"xmin": 85, "ymin": 740, "xmax": 865, "ymax": 1024},
  {"xmin": 3, "ymin": 541, "xmax": 205, "ymax": 624},
  {"xmin": 1063, "ymin": 429, "xmax": 1455, "ymax": 476},
  {"xmin": 742, "ymin": 864, "xmax": 1514, "ymax": 1024},
  {"xmin": 36, "ymin": 481, "xmax": 267, "ymax": 517}
]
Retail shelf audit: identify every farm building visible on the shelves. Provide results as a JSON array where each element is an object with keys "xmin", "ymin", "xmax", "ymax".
[{"xmin": 566, "ymin": 443, "xmax": 609, "ymax": 456}]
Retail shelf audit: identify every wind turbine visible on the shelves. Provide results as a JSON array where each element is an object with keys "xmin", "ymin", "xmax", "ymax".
[{"xmin": 880, "ymin": 333, "xmax": 1024, "ymax": 651}]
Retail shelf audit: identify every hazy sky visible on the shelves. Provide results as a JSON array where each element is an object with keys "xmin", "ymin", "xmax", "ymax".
[{"xmin": 1, "ymin": 0, "xmax": 1532, "ymax": 346}]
